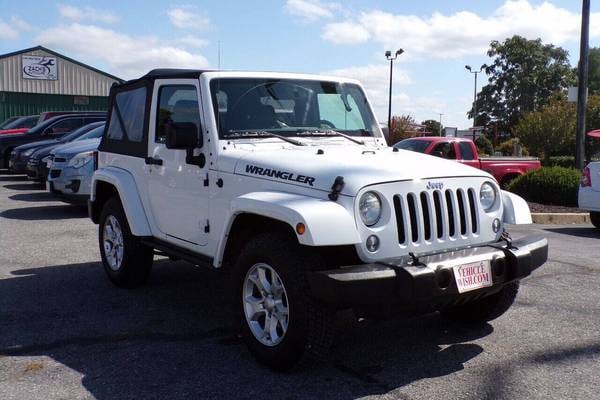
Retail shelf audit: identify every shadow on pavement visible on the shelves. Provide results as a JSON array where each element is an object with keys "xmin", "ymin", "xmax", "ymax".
[
  {"xmin": 0, "ymin": 204, "xmax": 87, "ymax": 220},
  {"xmin": 0, "ymin": 259, "xmax": 492, "ymax": 400},
  {"xmin": 545, "ymin": 227, "xmax": 600, "ymax": 239},
  {"xmin": 0, "ymin": 174, "xmax": 28, "ymax": 182},
  {"xmin": 9, "ymin": 192, "xmax": 56, "ymax": 202},
  {"xmin": 3, "ymin": 183, "xmax": 45, "ymax": 191}
]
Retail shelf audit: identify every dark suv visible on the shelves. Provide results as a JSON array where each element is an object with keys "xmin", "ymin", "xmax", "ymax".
[{"xmin": 1, "ymin": 112, "xmax": 106, "ymax": 169}]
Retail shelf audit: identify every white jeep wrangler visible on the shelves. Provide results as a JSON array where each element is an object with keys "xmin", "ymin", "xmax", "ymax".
[{"xmin": 88, "ymin": 69, "xmax": 548, "ymax": 370}]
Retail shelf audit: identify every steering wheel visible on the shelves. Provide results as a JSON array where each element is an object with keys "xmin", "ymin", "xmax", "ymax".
[{"xmin": 319, "ymin": 119, "xmax": 336, "ymax": 129}]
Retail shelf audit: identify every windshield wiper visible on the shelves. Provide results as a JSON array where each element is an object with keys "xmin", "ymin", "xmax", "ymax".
[
  {"xmin": 223, "ymin": 130, "xmax": 305, "ymax": 146},
  {"xmin": 296, "ymin": 129, "xmax": 365, "ymax": 145}
]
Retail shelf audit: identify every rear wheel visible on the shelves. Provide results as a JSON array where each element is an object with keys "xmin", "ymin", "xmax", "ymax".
[
  {"xmin": 99, "ymin": 197, "xmax": 153, "ymax": 288},
  {"xmin": 590, "ymin": 212, "xmax": 600, "ymax": 229},
  {"xmin": 441, "ymin": 282, "xmax": 520, "ymax": 324},
  {"xmin": 234, "ymin": 233, "xmax": 335, "ymax": 370}
]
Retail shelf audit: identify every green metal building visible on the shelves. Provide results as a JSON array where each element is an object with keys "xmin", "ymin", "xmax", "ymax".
[{"xmin": 0, "ymin": 46, "xmax": 122, "ymax": 122}]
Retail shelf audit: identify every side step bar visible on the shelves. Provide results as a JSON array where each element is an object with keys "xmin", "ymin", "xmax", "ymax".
[{"xmin": 140, "ymin": 237, "xmax": 214, "ymax": 267}]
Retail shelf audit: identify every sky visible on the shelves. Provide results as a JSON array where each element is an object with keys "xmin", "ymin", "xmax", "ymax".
[{"xmin": 1, "ymin": 0, "xmax": 600, "ymax": 129}]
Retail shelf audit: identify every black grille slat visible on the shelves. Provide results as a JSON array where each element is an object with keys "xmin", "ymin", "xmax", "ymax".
[
  {"xmin": 457, "ymin": 190, "xmax": 467, "ymax": 235},
  {"xmin": 393, "ymin": 195, "xmax": 406, "ymax": 244},
  {"xmin": 54, "ymin": 157, "xmax": 67, "ymax": 163},
  {"xmin": 468, "ymin": 189, "xmax": 478, "ymax": 233},
  {"xmin": 50, "ymin": 170, "xmax": 61, "ymax": 178},
  {"xmin": 420, "ymin": 192, "xmax": 431, "ymax": 241},
  {"xmin": 407, "ymin": 194, "xmax": 419, "ymax": 243},
  {"xmin": 433, "ymin": 191, "xmax": 443, "ymax": 239},
  {"xmin": 445, "ymin": 190, "xmax": 456, "ymax": 237}
]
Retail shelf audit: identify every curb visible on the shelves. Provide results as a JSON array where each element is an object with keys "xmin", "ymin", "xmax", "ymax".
[{"xmin": 531, "ymin": 213, "xmax": 590, "ymax": 225}]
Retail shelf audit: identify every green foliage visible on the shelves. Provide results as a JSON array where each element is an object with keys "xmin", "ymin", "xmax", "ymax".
[
  {"xmin": 496, "ymin": 138, "xmax": 529, "ymax": 156},
  {"xmin": 471, "ymin": 35, "xmax": 575, "ymax": 132},
  {"xmin": 587, "ymin": 47, "xmax": 600, "ymax": 95},
  {"xmin": 475, "ymin": 135, "xmax": 493, "ymax": 155},
  {"xmin": 421, "ymin": 119, "xmax": 442, "ymax": 136},
  {"xmin": 545, "ymin": 156, "xmax": 575, "ymax": 168},
  {"xmin": 507, "ymin": 167, "xmax": 580, "ymax": 207},
  {"xmin": 514, "ymin": 96, "xmax": 575, "ymax": 162}
]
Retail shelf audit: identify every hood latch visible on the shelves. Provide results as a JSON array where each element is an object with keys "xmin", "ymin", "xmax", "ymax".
[{"xmin": 328, "ymin": 176, "xmax": 345, "ymax": 201}]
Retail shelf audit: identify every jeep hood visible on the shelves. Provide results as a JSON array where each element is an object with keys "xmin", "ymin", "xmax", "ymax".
[{"xmin": 230, "ymin": 145, "xmax": 493, "ymax": 196}]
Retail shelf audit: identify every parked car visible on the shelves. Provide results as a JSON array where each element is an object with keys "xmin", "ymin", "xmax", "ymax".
[
  {"xmin": 88, "ymin": 69, "xmax": 547, "ymax": 370},
  {"xmin": 1, "ymin": 113, "xmax": 106, "ymax": 169},
  {"xmin": 0, "ymin": 115, "xmax": 39, "ymax": 135},
  {"xmin": 579, "ymin": 129, "xmax": 600, "ymax": 228},
  {"xmin": 37, "ymin": 111, "xmax": 104, "ymax": 125},
  {"xmin": 0, "ymin": 116, "xmax": 20, "ymax": 129},
  {"xmin": 26, "ymin": 122, "xmax": 105, "ymax": 180},
  {"xmin": 47, "ymin": 127, "xmax": 104, "ymax": 202},
  {"xmin": 394, "ymin": 137, "xmax": 541, "ymax": 187}
]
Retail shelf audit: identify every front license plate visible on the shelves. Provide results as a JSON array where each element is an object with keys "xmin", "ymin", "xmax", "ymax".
[{"xmin": 452, "ymin": 259, "xmax": 493, "ymax": 293}]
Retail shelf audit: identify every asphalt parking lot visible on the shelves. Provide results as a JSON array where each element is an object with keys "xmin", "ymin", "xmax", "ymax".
[{"xmin": 0, "ymin": 170, "xmax": 599, "ymax": 400}]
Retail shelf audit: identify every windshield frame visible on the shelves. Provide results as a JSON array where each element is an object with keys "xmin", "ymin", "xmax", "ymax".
[{"xmin": 208, "ymin": 77, "xmax": 381, "ymax": 141}]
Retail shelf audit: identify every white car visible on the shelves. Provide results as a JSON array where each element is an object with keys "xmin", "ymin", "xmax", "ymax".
[
  {"xmin": 88, "ymin": 69, "xmax": 548, "ymax": 370},
  {"xmin": 578, "ymin": 162, "xmax": 600, "ymax": 228}
]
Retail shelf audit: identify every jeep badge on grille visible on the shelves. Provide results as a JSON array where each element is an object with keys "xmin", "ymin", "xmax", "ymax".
[{"xmin": 426, "ymin": 181, "xmax": 444, "ymax": 190}]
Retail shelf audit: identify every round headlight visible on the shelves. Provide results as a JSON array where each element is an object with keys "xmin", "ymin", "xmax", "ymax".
[
  {"xmin": 359, "ymin": 191, "xmax": 382, "ymax": 226},
  {"xmin": 480, "ymin": 182, "xmax": 497, "ymax": 212}
]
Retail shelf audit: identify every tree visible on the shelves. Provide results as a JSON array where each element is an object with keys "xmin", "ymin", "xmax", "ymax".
[
  {"xmin": 388, "ymin": 114, "xmax": 417, "ymax": 145},
  {"xmin": 586, "ymin": 47, "xmax": 600, "ymax": 95},
  {"xmin": 421, "ymin": 119, "xmax": 442, "ymax": 136},
  {"xmin": 471, "ymin": 35, "xmax": 575, "ymax": 133},
  {"xmin": 514, "ymin": 96, "xmax": 575, "ymax": 163}
]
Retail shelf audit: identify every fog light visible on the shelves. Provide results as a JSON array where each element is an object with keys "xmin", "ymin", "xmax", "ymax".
[
  {"xmin": 366, "ymin": 235, "xmax": 379, "ymax": 252},
  {"xmin": 492, "ymin": 218, "xmax": 501, "ymax": 233}
]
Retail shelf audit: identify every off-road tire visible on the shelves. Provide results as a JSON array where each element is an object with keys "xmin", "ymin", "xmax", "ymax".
[
  {"xmin": 590, "ymin": 211, "xmax": 600, "ymax": 229},
  {"xmin": 441, "ymin": 281, "xmax": 520, "ymax": 324},
  {"xmin": 233, "ymin": 233, "xmax": 335, "ymax": 371},
  {"xmin": 99, "ymin": 197, "xmax": 153, "ymax": 288}
]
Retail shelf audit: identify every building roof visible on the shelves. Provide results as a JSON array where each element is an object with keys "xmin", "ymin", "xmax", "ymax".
[{"xmin": 0, "ymin": 45, "xmax": 123, "ymax": 82}]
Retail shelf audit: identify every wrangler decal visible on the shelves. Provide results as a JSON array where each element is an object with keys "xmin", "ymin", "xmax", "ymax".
[{"xmin": 245, "ymin": 164, "xmax": 315, "ymax": 186}]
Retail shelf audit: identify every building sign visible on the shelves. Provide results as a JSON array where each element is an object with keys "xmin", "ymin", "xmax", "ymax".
[{"xmin": 22, "ymin": 56, "xmax": 58, "ymax": 80}]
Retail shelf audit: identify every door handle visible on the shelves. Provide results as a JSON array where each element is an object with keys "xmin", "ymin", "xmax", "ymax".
[{"xmin": 145, "ymin": 156, "xmax": 163, "ymax": 166}]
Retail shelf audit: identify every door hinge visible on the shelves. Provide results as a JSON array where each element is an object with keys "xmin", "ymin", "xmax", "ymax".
[
  {"xmin": 203, "ymin": 174, "xmax": 209, "ymax": 186},
  {"xmin": 204, "ymin": 220, "xmax": 210, "ymax": 233}
]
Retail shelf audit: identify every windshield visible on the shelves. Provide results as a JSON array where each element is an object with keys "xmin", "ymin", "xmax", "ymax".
[
  {"xmin": 210, "ymin": 78, "xmax": 379, "ymax": 139},
  {"xmin": 2, "ymin": 115, "xmax": 38, "ymax": 130},
  {"xmin": 394, "ymin": 139, "xmax": 431, "ymax": 153},
  {"xmin": 76, "ymin": 125, "xmax": 105, "ymax": 141},
  {"xmin": 60, "ymin": 122, "xmax": 101, "ymax": 142}
]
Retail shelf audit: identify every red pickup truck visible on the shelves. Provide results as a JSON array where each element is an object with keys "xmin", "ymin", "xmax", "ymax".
[{"xmin": 394, "ymin": 136, "xmax": 541, "ymax": 186}]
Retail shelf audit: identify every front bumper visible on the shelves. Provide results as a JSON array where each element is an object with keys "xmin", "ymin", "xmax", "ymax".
[
  {"xmin": 9, "ymin": 156, "xmax": 28, "ymax": 173},
  {"xmin": 308, "ymin": 235, "xmax": 548, "ymax": 311},
  {"xmin": 26, "ymin": 159, "xmax": 47, "ymax": 180}
]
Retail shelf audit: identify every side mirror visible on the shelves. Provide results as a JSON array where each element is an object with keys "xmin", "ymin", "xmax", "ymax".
[{"xmin": 165, "ymin": 122, "xmax": 200, "ymax": 149}]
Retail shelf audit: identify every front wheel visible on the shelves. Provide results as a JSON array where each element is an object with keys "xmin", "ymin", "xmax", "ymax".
[
  {"xmin": 99, "ymin": 197, "xmax": 153, "ymax": 288},
  {"xmin": 590, "ymin": 211, "xmax": 600, "ymax": 229},
  {"xmin": 441, "ymin": 282, "xmax": 520, "ymax": 324},
  {"xmin": 234, "ymin": 233, "xmax": 335, "ymax": 370}
]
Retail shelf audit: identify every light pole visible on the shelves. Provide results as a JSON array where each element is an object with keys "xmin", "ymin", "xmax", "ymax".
[
  {"xmin": 466, "ymin": 64, "xmax": 486, "ymax": 140},
  {"xmin": 386, "ymin": 48, "xmax": 404, "ymax": 131},
  {"xmin": 438, "ymin": 113, "xmax": 443, "ymax": 136},
  {"xmin": 576, "ymin": 0, "xmax": 590, "ymax": 169}
]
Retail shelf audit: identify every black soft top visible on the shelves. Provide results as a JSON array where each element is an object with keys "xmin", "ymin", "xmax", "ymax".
[{"xmin": 113, "ymin": 69, "xmax": 213, "ymax": 89}]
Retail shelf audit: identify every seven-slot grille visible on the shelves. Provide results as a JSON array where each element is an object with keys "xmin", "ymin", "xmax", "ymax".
[{"xmin": 393, "ymin": 188, "xmax": 479, "ymax": 245}]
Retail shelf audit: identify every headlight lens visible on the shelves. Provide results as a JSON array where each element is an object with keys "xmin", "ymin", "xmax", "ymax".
[
  {"xmin": 22, "ymin": 148, "xmax": 35, "ymax": 156},
  {"xmin": 68, "ymin": 151, "xmax": 93, "ymax": 169},
  {"xmin": 359, "ymin": 191, "xmax": 382, "ymax": 226},
  {"xmin": 480, "ymin": 182, "xmax": 497, "ymax": 212}
]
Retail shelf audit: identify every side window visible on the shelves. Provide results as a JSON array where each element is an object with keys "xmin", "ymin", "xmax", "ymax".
[
  {"xmin": 155, "ymin": 85, "xmax": 200, "ymax": 143},
  {"xmin": 431, "ymin": 142, "xmax": 456, "ymax": 159},
  {"xmin": 106, "ymin": 86, "xmax": 147, "ymax": 142},
  {"xmin": 45, "ymin": 118, "xmax": 83, "ymax": 135},
  {"xmin": 459, "ymin": 142, "xmax": 475, "ymax": 160}
]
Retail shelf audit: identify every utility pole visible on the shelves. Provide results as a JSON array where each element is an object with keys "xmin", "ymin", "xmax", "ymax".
[
  {"xmin": 386, "ymin": 49, "xmax": 404, "ymax": 131},
  {"xmin": 576, "ymin": 0, "xmax": 590, "ymax": 169},
  {"xmin": 439, "ymin": 113, "xmax": 443, "ymax": 136}
]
